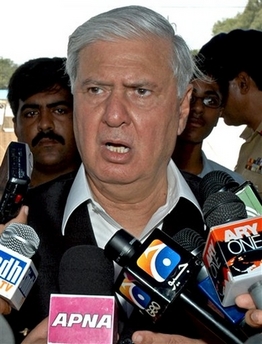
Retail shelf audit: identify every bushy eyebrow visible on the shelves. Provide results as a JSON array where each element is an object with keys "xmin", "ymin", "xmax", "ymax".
[
  {"xmin": 81, "ymin": 78, "xmax": 158, "ymax": 89},
  {"xmin": 20, "ymin": 100, "xmax": 71, "ymax": 112}
]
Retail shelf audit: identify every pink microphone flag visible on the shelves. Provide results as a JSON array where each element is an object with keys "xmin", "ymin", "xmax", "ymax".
[{"xmin": 48, "ymin": 294, "xmax": 118, "ymax": 344}]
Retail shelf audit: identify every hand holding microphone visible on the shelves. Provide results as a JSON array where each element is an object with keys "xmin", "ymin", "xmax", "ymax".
[
  {"xmin": 236, "ymin": 294, "xmax": 262, "ymax": 328},
  {"xmin": 21, "ymin": 317, "xmax": 49, "ymax": 344},
  {"xmin": 236, "ymin": 293, "xmax": 262, "ymax": 344},
  {"xmin": 0, "ymin": 297, "xmax": 11, "ymax": 314}
]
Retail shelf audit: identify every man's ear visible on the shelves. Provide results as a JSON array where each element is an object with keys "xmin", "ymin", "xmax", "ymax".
[
  {"xmin": 236, "ymin": 71, "xmax": 251, "ymax": 94},
  {"xmin": 177, "ymin": 84, "xmax": 192, "ymax": 135},
  {"xmin": 12, "ymin": 117, "xmax": 18, "ymax": 136}
]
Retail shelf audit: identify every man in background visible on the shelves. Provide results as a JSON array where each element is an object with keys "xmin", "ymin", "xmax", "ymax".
[
  {"xmin": 172, "ymin": 56, "xmax": 245, "ymax": 189},
  {"xmin": 198, "ymin": 29, "xmax": 262, "ymax": 197},
  {"xmin": 8, "ymin": 57, "xmax": 81, "ymax": 187},
  {"xmin": 0, "ymin": 57, "xmax": 81, "ymax": 343}
]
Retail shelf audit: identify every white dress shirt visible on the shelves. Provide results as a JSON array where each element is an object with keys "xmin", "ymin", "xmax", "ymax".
[{"xmin": 62, "ymin": 159, "xmax": 202, "ymax": 247}]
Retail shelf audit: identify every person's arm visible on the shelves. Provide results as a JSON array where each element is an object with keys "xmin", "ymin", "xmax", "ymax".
[
  {"xmin": 20, "ymin": 320, "xmax": 207, "ymax": 344},
  {"xmin": 21, "ymin": 317, "xmax": 49, "ymax": 344},
  {"xmin": 132, "ymin": 331, "xmax": 207, "ymax": 343},
  {"xmin": 0, "ymin": 300, "xmax": 11, "ymax": 314},
  {"xmin": 235, "ymin": 294, "xmax": 262, "ymax": 328},
  {"xmin": 0, "ymin": 205, "xmax": 29, "ymax": 233}
]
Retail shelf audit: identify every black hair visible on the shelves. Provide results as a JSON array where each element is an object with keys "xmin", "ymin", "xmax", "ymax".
[
  {"xmin": 8, "ymin": 57, "xmax": 72, "ymax": 116},
  {"xmin": 193, "ymin": 53, "xmax": 229, "ymax": 104},
  {"xmin": 198, "ymin": 29, "xmax": 262, "ymax": 92}
]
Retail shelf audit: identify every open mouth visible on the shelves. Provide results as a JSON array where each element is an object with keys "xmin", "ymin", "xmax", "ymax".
[{"xmin": 106, "ymin": 143, "xmax": 129, "ymax": 153}]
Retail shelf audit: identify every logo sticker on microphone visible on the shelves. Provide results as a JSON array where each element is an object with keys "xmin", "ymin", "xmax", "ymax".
[
  {"xmin": 119, "ymin": 275, "xmax": 151, "ymax": 309},
  {"xmin": 0, "ymin": 250, "xmax": 26, "ymax": 284},
  {"xmin": 137, "ymin": 239, "xmax": 181, "ymax": 282}
]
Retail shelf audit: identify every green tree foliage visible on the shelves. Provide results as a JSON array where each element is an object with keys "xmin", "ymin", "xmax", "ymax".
[
  {"xmin": 212, "ymin": 0, "xmax": 262, "ymax": 35},
  {"xmin": 0, "ymin": 57, "xmax": 18, "ymax": 89}
]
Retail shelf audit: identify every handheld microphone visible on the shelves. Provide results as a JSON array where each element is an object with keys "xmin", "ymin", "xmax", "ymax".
[
  {"xmin": 0, "ymin": 223, "xmax": 39, "ymax": 310},
  {"xmin": 105, "ymin": 228, "xmax": 247, "ymax": 344},
  {"xmin": 199, "ymin": 170, "xmax": 262, "ymax": 217},
  {"xmin": 0, "ymin": 141, "xmax": 33, "ymax": 223},
  {"xmin": 104, "ymin": 228, "xmax": 202, "ymax": 323},
  {"xmin": 48, "ymin": 245, "xmax": 118, "ymax": 344},
  {"xmin": 202, "ymin": 191, "xmax": 262, "ymax": 308},
  {"xmin": 173, "ymin": 227, "xmax": 246, "ymax": 326},
  {"xmin": 199, "ymin": 170, "xmax": 239, "ymax": 201}
]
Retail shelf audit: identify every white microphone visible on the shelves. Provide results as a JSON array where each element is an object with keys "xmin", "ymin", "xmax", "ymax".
[
  {"xmin": 202, "ymin": 191, "xmax": 262, "ymax": 308},
  {"xmin": 0, "ymin": 223, "xmax": 39, "ymax": 310}
]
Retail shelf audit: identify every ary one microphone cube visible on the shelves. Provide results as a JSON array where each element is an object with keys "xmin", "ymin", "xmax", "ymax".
[{"xmin": 203, "ymin": 216, "xmax": 262, "ymax": 307}]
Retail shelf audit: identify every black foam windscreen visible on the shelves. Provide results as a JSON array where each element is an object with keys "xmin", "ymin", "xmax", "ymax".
[
  {"xmin": 172, "ymin": 228, "xmax": 205, "ymax": 259},
  {"xmin": 59, "ymin": 245, "xmax": 115, "ymax": 296},
  {"xmin": 203, "ymin": 191, "xmax": 247, "ymax": 228},
  {"xmin": 199, "ymin": 170, "xmax": 239, "ymax": 202},
  {"xmin": 0, "ymin": 222, "xmax": 40, "ymax": 258}
]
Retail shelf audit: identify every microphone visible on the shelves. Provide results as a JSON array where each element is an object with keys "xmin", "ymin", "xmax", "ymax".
[
  {"xmin": 203, "ymin": 190, "xmax": 247, "ymax": 228},
  {"xmin": 48, "ymin": 245, "xmax": 118, "ymax": 344},
  {"xmin": 0, "ymin": 141, "xmax": 33, "ymax": 223},
  {"xmin": 199, "ymin": 170, "xmax": 262, "ymax": 217},
  {"xmin": 0, "ymin": 222, "xmax": 39, "ymax": 310},
  {"xmin": 173, "ymin": 228, "xmax": 248, "ymax": 336},
  {"xmin": 104, "ymin": 228, "xmax": 203, "ymax": 323},
  {"xmin": 202, "ymin": 191, "xmax": 262, "ymax": 309},
  {"xmin": 199, "ymin": 170, "xmax": 239, "ymax": 201},
  {"xmin": 105, "ymin": 228, "xmax": 247, "ymax": 343}
]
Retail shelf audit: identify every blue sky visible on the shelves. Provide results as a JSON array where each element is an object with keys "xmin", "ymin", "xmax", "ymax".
[{"xmin": 1, "ymin": 0, "xmax": 248, "ymax": 65}]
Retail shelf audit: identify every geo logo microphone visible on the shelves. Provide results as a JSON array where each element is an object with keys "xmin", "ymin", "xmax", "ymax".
[
  {"xmin": 119, "ymin": 273, "xmax": 151, "ymax": 310},
  {"xmin": 105, "ymin": 228, "xmax": 201, "ymax": 323},
  {"xmin": 136, "ymin": 239, "xmax": 181, "ymax": 282}
]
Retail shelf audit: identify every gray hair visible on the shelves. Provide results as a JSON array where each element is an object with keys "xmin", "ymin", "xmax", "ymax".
[{"xmin": 66, "ymin": 5, "xmax": 197, "ymax": 98}]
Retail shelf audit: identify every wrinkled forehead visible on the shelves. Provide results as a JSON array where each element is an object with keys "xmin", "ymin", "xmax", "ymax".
[{"xmin": 76, "ymin": 37, "xmax": 175, "ymax": 84}]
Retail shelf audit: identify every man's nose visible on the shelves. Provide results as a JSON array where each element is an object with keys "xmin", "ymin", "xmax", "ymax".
[
  {"xmin": 37, "ymin": 111, "xmax": 54, "ymax": 132},
  {"xmin": 103, "ymin": 92, "xmax": 131, "ymax": 127}
]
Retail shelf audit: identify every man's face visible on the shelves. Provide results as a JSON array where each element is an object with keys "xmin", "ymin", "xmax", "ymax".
[
  {"xmin": 180, "ymin": 79, "xmax": 222, "ymax": 143},
  {"xmin": 73, "ymin": 37, "xmax": 191, "ymax": 188},
  {"xmin": 221, "ymin": 78, "xmax": 246, "ymax": 126},
  {"xmin": 13, "ymin": 87, "xmax": 78, "ymax": 169}
]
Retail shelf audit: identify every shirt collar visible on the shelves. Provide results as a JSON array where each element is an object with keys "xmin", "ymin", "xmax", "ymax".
[
  {"xmin": 62, "ymin": 160, "xmax": 201, "ymax": 235},
  {"xmin": 240, "ymin": 121, "xmax": 262, "ymax": 140},
  {"xmin": 62, "ymin": 164, "xmax": 89, "ymax": 234}
]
